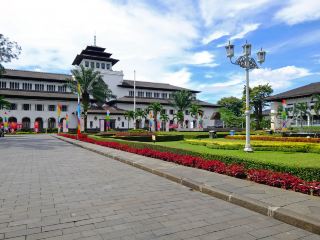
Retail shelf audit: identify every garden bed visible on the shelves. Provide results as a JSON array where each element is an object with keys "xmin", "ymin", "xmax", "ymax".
[
  {"xmin": 226, "ymin": 135, "xmax": 320, "ymax": 143},
  {"xmin": 59, "ymin": 133, "xmax": 320, "ymax": 196}
]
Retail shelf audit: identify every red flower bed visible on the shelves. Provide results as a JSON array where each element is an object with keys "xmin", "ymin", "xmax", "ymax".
[{"xmin": 59, "ymin": 133, "xmax": 320, "ymax": 196}]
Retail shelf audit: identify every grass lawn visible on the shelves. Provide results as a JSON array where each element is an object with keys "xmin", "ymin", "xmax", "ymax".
[{"xmin": 153, "ymin": 141, "xmax": 320, "ymax": 169}]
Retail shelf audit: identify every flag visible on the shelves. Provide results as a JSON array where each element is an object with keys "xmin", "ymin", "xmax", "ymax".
[{"xmin": 66, "ymin": 114, "xmax": 69, "ymax": 129}]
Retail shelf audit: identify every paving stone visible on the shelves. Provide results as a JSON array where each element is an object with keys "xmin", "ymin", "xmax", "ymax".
[{"xmin": 0, "ymin": 135, "xmax": 319, "ymax": 240}]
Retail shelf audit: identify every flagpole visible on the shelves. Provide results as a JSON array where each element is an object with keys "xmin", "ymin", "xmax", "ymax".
[{"xmin": 133, "ymin": 70, "xmax": 136, "ymax": 130}]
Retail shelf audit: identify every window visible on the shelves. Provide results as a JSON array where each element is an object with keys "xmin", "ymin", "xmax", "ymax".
[
  {"xmin": 90, "ymin": 121, "xmax": 93, "ymax": 128},
  {"xmin": 162, "ymin": 93, "xmax": 168, "ymax": 99},
  {"xmin": 129, "ymin": 91, "xmax": 134, "ymax": 97},
  {"xmin": 35, "ymin": 104, "xmax": 44, "ymax": 111},
  {"xmin": 138, "ymin": 91, "xmax": 144, "ymax": 97},
  {"xmin": 47, "ymin": 85, "xmax": 56, "ymax": 92},
  {"xmin": 61, "ymin": 105, "xmax": 68, "ymax": 112},
  {"xmin": 185, "ymin": 110, "xmax": 189, "ymax": 115},
  {"xmin": 169, "ymin": 93, "xmax": 174, "ymax": 99},
  {"xmin": 35, "ymin": 84, "xmax": 44, "ymax": 91},
  {"xmin": 48, "ymin": 105, "xmax": 56, "ymax": 111},
  {"xmin": 58, "ymin": 86, "xmax": 66, "ymax": 92},
  {"xmin": 22, "ymin": 104, "xmax": 31, "ymax": 111},
  {"xmin": 85, "ymin": 61, "xmax": 89, "ymax": 67},
  {"xmin": 106, "ymin": 63, "xmax": 111, "ymax": 70},
  {"xmin": 10, "ymin": 82, "xmax": 19, "ymax": 89},
  {"xmin": 146, "ymin": 92, "xmax": 152, "ymax": 98},
  {"xmin": 9, "ymin": 103, "xmax": 17, "ymax": 110},
  {"xmin": 0, "ymin": 81, "xmax": 6, "ymax": 88},
  {"xmin": 96, "ymin": 62, "xmax": 100, "ymax": 68},
  {"xmin": 154, "ymin": 92, "xmax": 160, "ymax": 98},
  {"xmin": 90, "ymin": 62, "xmax": 94, "ymax": 69},
  {"xmin": 22, "ymin": 83, "xmax": 32, "ymax": 90},
  {"xmin": 121, "ymin": 122, "xmax": 124, "ymax": 127},
  {"xmin": 161, "ymin": 109, "xmax": 166, "ymax": 114},
  {"xmin": 169, "ymin": 109, "xmax": 175, "ymax": 115},
  {"xmin": 101, "ymin": 63, "xmax": 105, "ymax": 69}
]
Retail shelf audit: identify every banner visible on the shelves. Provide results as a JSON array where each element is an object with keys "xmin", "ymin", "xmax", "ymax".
[
  {"xmin": 105, "ymin": 110, "xmax": 110, "ymax": 131},
  {"xmin": 34, "ymin": 121, "xmax": 39, "ymax": 133}
]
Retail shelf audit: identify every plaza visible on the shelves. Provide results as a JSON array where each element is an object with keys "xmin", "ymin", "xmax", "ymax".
[{"xmin": 0, "ymin": 135, "xmax": 319, "ymax": 239}]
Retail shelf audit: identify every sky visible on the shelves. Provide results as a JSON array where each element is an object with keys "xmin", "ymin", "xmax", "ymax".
[{"xmin": 1, "ymin": 0, "xmax": 320, "ymax": 103}]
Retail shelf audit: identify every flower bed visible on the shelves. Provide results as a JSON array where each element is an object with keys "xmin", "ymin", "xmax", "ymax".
[
  {"xmin": 185, "ymin": 139, "xmax": 320, "ymax": 153},
  {"xmin": 226, "ymin": 135, "xmax": 320, "ymax": 143},
  {"xmin": 59, "ymin": 133, "xmax": 320, "ymax": 196}
]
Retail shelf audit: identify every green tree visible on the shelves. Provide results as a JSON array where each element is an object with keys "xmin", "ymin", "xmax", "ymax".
[
  {"xmin": 312, "ymin": 94, "xmax": 320, "ymax": 120},
  {"xmin": 171, "ymin": 90, "xmax": 193, "ymax": 128},
  {"xmin": 173, "ymin": 110, "xmax": 184, "ymax": 127},
  {"xmin": 0, "ymin": 96, "xmax": 11, "ymax": 109},
  {"xmin": 160, "ymin": 112, "xmax": 169, "ymax": 131},
  {"xmin": 0, "ymin": 34, "xmax": 21, "ymax": 76},
  {"xmin": 148, "ymin": 102, "xmax": 163, "ymax": 131},
  {"xmin": 217, "ymin": 96, "xmax": 243, "ymax": 116},
  {"xmin": 124, "ymin": 110, "xmax": 135, "ymax": 129},
  {"xmin": 189, "ymin": 104, "xmax": 202, "ymax": 127},
  {"xmin": 67, "ymin": 65, "xmax": 115, "ymax": 132},
  {"xmin": 219, "ymin": 108, "xmax": 244, "ymax": 128},
  {"xmin": 134, "ymin": 109, "xmax": 146, "ymax": 129},
  {"xmin": 243, "ymin": 84, "xmax": 273, "ymax": 130},
  {"xmin": 294, "ymin": 102, "xmax": 310, "ymax": 127}
]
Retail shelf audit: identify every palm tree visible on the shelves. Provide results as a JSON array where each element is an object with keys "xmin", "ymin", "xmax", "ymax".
[
  {"xmin": 173, "ymin": 110, "xmax": 184, "ymax": 128},
  {"xmin": 172, "ymin": 90, "xmax": 193, "ymax": 128},
  {"xmin": 294, "ymin": 102, "xmax": 310, "ymax": 127},
  {"xmin": 189, "ymin": 104, "xmax": 202, "ymax": 128},
  {"xmin": 67, "ymin": 65, "xmax": 115, "ymax": 132},
  {"xmin": 0, "ymin": 96, "xmax": 11, "ymax": 109},
  {"xmin": 160, "ymin": 113, "xmax": 169, "ymax": 131},
  {"xmin": 312, "ymin": 94, "xmax": 320, "ymax": 123},
  {"xmin": 135, "ymin": 109, "xmax": 146, "ymax": 129},
  {"xmin": 148, "ymin": 102, "xmax": 163, "ymax": 131},
  {"xmin": 124, "ymin": 110, "xmax": 135, "ymax": 129}
]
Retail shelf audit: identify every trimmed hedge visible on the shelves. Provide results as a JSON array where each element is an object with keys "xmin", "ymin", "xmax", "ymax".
[
  {"xmin": 113, "ymin": 134, "xmax": 184, "ymax": 142},
  {"xmin": 90, "ymin": 135, "xmax": 320, "ymax": 181},
  {"xmin": 185, "ymin": 139, "xmax": 320, "ymax": 153},
  {"xmin": 226, "ymin": 135, "xmax": 320, "ymax": 143}
]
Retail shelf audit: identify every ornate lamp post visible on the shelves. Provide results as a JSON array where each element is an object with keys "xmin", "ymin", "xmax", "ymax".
[{"xmin": 225, "ymin": 41, "xmax": 266, "ymax": 152}]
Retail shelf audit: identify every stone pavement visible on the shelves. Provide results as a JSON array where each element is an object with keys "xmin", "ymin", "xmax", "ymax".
[
  {"xmin": 55, "ymin": 135, "xmax": 320, "ymax": 235},
  {"xmin": 0, "ymin": 135, "xmax": 318, "ymax": 240}
]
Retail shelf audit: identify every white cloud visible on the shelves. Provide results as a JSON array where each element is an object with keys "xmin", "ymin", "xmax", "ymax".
[
  {"xmin": 164, "ymin": 68, "xmax": 192, "ymax": 88},
  {"xmin": 202, "ymin": 31, "xmax": 229, "ymax": 45},
  {"xmin": 190, "ymin": 51, "xmax": 218, "ymax": 67},
  {"xmin": 230, "ymin": 23, "xmax": 260, "ymax": 40},
  {"xmin": 196, "ymin": 66, "xmax": 312, "ymax": 101},
  {"xmin": 1, "ymin": 0, "xmax": 199, "ymax": 85},
  {"xmin": 275, "ymin": 0, "xmax": 320, "ymax": 25}
]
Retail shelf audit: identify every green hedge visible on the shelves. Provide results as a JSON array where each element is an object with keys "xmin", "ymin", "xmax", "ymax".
[
  {"xmin": 113, "ymin": 134, "xmax": 184, "ymax": 142},
  {"xmin": 90, "ymin": 135, "xmax": 320, "ymax": 181}
]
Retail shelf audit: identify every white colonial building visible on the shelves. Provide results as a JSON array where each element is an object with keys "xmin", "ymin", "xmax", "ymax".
[
  {"xmin": 0, "ymin": 45, "xmax": 221, "ymax": 132},
  {"xmin": 268, "ymin": 82, "xmax": 320, "ymax": 130}
]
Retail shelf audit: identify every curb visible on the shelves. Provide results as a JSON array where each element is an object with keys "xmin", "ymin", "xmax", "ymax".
[{"xmin": 55, "ymin": 136, "xmax": 320, "ymax": 235}]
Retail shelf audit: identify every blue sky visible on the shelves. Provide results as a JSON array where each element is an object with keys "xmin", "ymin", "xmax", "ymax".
[{"xmin": 1, "ymin": 0, "xmax": 320, "ymax": 103}]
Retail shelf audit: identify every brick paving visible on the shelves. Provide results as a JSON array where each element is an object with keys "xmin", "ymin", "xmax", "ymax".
[{"xmin": 0, "ymin": 135, "xmax": 319, "ymax": 240}]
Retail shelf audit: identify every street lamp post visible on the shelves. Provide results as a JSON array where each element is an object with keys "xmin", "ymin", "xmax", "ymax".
[{"xmin": 225, "ymin": 41, "xmax": 266, "ymax": 152}]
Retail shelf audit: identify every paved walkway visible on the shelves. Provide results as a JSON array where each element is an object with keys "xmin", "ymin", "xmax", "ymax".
[{"xmin": 0, "ymin": 135, "xmax": 318, "ymax": 240}]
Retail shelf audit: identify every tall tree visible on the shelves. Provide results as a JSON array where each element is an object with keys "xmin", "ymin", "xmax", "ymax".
[
  {"xmin": 134, "ymin": 109, "xmax": 146, "ymax": 129},
  {"xmin": 312, "ymin": 94, "xmax": 320, "ymax": 120},
  {"xmin": 67, "ymin": 65, "xmax": 115, "ymax": 132},
  {"xmin": 173, "ymin": 110, "xmax": 184, "ymax": 127},
  {"xmin": 294, "ymin": 102, "xmax": 310, "ymax": 127},
  {"xmin": 148, "ymin": 102, "xmax": 163, "ymax": 131},
  {"xmin": 217, "ymin": 96, "xmax": 243, "ymax": 116},
  {"xmin": 124, "ymin": 110, "xmax": 135, "ymax": 129},
  {"xmin": 0, "ymin": 96, "xmax": 11, "ymax": 109},
  {"xmin": 160, "ymin": 112, "xmax": 169, "ymax": 131},
  {"xmin": 171, "ymin": 90, "xmax": 193, "ymax": 128},
  {"xmin": 189, "ymin": 104, "xmax": 202, "ymax": 127},
  {"xmin": 0, "ymin": 34, "xmax": 21, "ymax": 76},
  {"xmin": 243, "ymin": 84, "xmax": 273, "ymax": 130}
]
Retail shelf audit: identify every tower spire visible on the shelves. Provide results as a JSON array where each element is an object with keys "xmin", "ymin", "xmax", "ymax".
[{"xmin": 94, "ymin": 34, "xmax": 97, "ymax": 46}]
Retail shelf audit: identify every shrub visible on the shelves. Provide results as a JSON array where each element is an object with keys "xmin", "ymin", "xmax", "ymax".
[
  {"xmin": 226, "ymin": 135, "xmax": 320, "ymax": 143},
  {"xmin": 59, "ymin": 133, "xmax": 320, "ymax": 196}
]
